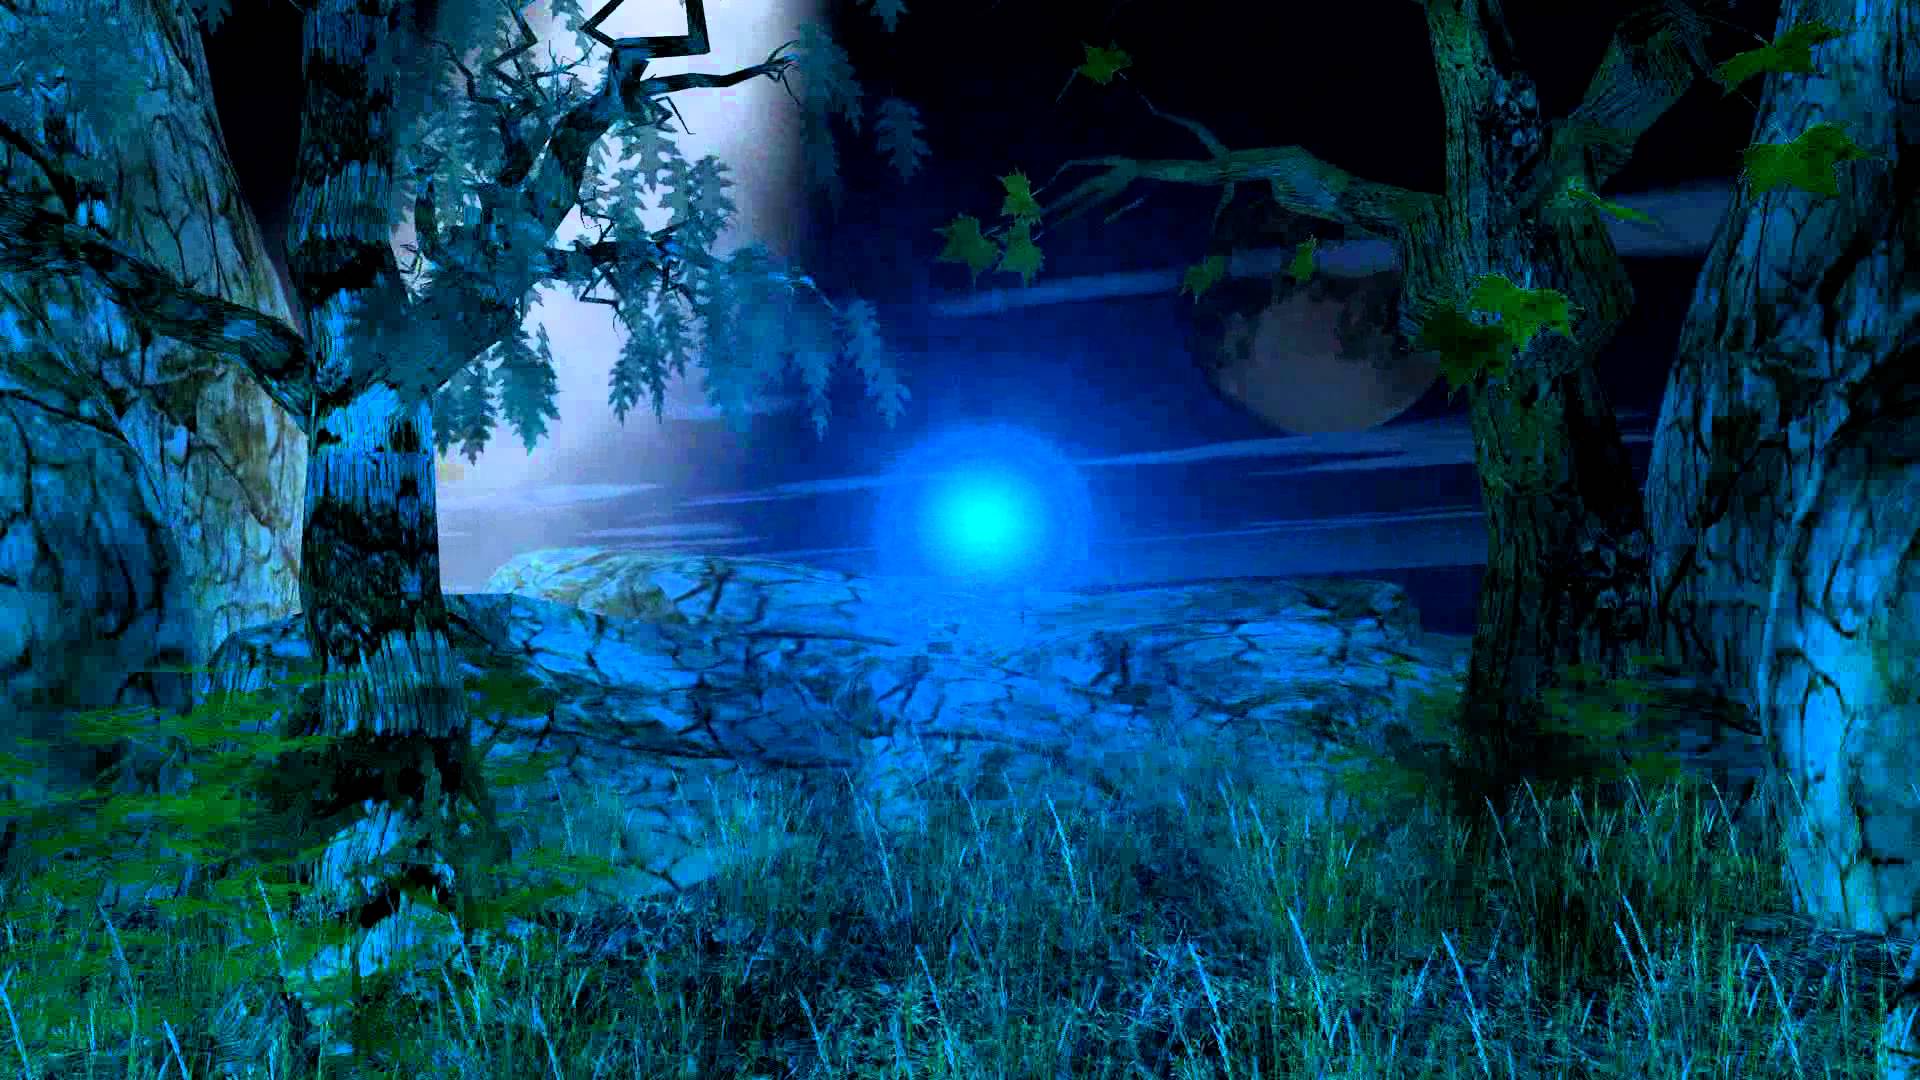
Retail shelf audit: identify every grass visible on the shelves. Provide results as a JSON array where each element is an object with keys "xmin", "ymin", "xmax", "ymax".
[{"xmin": 0, "ymin": 680, "xmax": 1910, "ymax": 1079}]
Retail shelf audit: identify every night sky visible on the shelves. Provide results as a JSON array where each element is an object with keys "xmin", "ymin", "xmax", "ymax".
[{"xmin": 198, "ymin": 0, "xmax": 1780, "ymax": 634}]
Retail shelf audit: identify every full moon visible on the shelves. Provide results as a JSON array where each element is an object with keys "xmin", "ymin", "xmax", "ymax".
[
  {"xmin": 1206, "ymin": 278, "xmax": 1444, "ymax": 434},
  {"xmin": 1187, "ymin": 194, "xmax": 1442, "ymax": 435}
]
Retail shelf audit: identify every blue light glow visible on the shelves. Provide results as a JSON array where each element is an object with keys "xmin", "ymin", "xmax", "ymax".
[
  {"xmin": 872, "ymin": 423, "xmax": 1094, "ymax": 587},
  {"xmin": 925, "ymin": 472, "xmax": 1033, "ymax": 574}
]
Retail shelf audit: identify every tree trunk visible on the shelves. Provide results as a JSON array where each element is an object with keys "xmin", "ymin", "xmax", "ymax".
[
  {"xmin": 0, "ymin": 0, "xmax": 304, "ymax": 810},
  {"xmin": 279, "ymin": 0, "xmax": 472, "ymax": 1056},
  {"xmin": 1421, "ymin": 0, "xmax": 1653, "ymax": 806},
  {"xmin": 1646, "ymin": 2, "xmax": 1919, "ymax": 1075},
  {"xmin": 1014, "ymin": 2, "xmax": 1704, "ymax": 807}
]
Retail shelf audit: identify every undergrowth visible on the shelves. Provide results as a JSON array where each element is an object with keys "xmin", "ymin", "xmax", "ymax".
[{"xmin": 0, "ymin": 661, "xmax": 1905, "ymax": 1079}]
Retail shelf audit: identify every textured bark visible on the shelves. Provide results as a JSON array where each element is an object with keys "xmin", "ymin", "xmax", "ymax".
[
  {"xmin": 1044, "ymin": 2, "xmax": 1720, "ymax": 799},
  {"xmin": 1421, "ymin": 0, "xmax": 1655, "ymax": 797},
  {"xmin": 0, "ymin": 0, "xmax": 303, "ymax": 801},
  {"xmin": 277, "ymin": 0, "xmax": 470, "ymax": 1049},
  {"xmin": 1645, "ymin": 2, "xmax": 1920, "ymax": 1074},
  {"xmin": 1, "ymin": 0, "xmax": 790, "ymax": 1061}
]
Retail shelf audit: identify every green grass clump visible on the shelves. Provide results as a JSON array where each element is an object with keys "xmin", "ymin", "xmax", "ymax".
[{"xmin": 0, "ymin": 663, "xmax": 1905, "ymax": 1079}]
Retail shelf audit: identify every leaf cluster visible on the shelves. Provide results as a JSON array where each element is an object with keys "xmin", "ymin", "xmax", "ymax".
[
  {"xmin": 1714, "ymin": 21, "xmax": 1878, "ymax": 198},
  {"xmin": 1713, "ymin": 19, "xmax": 1846, "ymax": 93},
  {"xmin": 936, "ymin": 171, "xmax": 1047, "ymax": 287},
  {"xmin": 409, "ymin": 8, "xmax": 910, "ymax": 451},
  {"xmin": 1416, "ymin": 275, "xmax": 1578, "ymax": 398}
]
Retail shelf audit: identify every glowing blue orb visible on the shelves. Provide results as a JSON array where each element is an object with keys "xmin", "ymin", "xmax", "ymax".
[
  {"xmin": 873, "ymin": 424, "xmax": 1093, "ymax": 587},
  {"xmin": 925, "ymin": 472, "xmax": 1033, "ymax": 574}
]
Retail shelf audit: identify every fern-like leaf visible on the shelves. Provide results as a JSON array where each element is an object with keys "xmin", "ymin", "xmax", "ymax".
[
  {"xmin": 494, "ymin": 323, "xmax": 561, "ymax": 451},
  {"xmin": 875, "ymin": 98, "xmax": 930, "ymax": 181},
  {"xmin": 788, "ymin": 305, "xmax": 838, "ymax": 439},
  {"xmin": 609, "ymin": 303, "xmax": 669, "ymax": 424},
  {"xmin": 863, "ymin": 0, "xmax": 909, "ymax": 32},
  {"xmin": 796, "ymin": 22, "xmax": 864, "ymax": 133},
  {"xmin": 433, "ymin": 360, "xmax": 499, "ymax": 463},
  {"xmin": 841, "ymin": 299, "xmax": 909, "ymax": 428}
]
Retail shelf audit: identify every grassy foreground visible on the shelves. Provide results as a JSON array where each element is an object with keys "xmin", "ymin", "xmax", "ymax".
[{"xmin": 0, "ymin": 678, "xmax": 1909, "ymax": 1079}]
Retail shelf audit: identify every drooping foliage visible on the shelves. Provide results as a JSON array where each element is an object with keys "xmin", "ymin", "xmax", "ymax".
[
  {"xmin": 326, "ymin": 0, "xmax": 925, "ymax": 449},
  {"xmin": 875, "ymin": 97, "xmax": 930, "ymax": 180},
  {"xmin": 14, "ymin": 0, "xmax": 928, "ymax": 468},
  {"xmin": 381, "ymin": 1, "xmax": 917, "ymax": 454},
  {"xmin": 794, "ymin": 20, "xmax": 864, "ymax": 207}
]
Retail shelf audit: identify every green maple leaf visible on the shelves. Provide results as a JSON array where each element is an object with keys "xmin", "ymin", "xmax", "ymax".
[
  {"xmin": 999, "ymin": 170, "xmax": 1043, "ymax": 222},
  {"xmin": 1468, "ymin": 275, "xmax": 1576, "ymax": 352},
  {"xmin": 1415, "ymin": 276, "xmax": 1576, "ymax": 398},
  {"xmin": 1180, "ymin": 255, "xmax": 1227, "ymax": 301},
  {"xmin": 1418, "ymin": 308, "xmax": 1514, "ymax": 398},
  {"xmin": 935, "ymin": 214, "xmax": 1001, "ymax": 284},
  {"xmin": 997, "ymin": 220, "xmax": 1044, "ymax": 285},
  {"xmin": 1288, "ymin": 238, "xmax": 1318, "ymax": 283},
  {"xmin": 1741, "ymin": 122, "xmax": 1877, "ymax": 197},
  {"xmin": 1715, "ymin": 19, "xmax": 1846, "ymax": 93},
  {"xmin": 1077, "ymin": 42, "xmax": 1132, "ymax": 85}
]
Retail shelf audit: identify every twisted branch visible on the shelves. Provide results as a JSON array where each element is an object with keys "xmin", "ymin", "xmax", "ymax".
[
  {"xmin": 1539, "ymin": 1, "xmax": 1719, "ymax": 207},
  {"xmin": 405, "ymin": 40, "xmax": 797, "ymax": 392},
  {"xmin": 0, "ymin": 188, "xmax": 312, "ymax": 418}
]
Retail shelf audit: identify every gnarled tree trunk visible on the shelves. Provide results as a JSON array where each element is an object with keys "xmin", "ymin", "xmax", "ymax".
[
  {"xmin": 1420, "ymin": 0, "xmax": 1656, "ymax": 802},
  {"xmin": 277, "ymin": 0, "xmax": 471, "ymax": 1055},
  {"xmin": 0, "ymin": 0, "xmax": 303, "ymax": 841},
  {"xmin": 1647, "ymin": 2, "xmax": 1919, "ymax": 1075}
]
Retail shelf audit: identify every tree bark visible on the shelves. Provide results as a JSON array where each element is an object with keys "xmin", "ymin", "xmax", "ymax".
[
  {"xmin": 1042, "ymin": 1, "xmax": 1714, "ymax": 804},
  {"xmin": 0, "ymin": 0, "xmax": 303, "ymax": 833},
  {"xmin": 1646, "ymin": 2, "xmax": 1920, "ymax": 1075},
  {"xmin": 277, "ymin": 0, "xmax": 471, "ymax": 1054},
  {"xmin": 1422, "ymin": 0, "xmax": 1655, "ymax": 803}
]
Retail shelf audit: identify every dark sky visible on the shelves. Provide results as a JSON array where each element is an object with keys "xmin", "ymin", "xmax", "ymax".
[{"xmin": 199, "ymin": 0, "xmax": 1780, "ymax": 633}]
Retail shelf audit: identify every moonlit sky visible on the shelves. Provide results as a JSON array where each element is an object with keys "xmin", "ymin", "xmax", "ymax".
[{"xmin": 201, "ymin": 0, "xmax": 1770, "ymax": 633}]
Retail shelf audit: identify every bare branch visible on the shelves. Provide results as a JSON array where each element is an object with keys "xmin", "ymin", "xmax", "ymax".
[
  {"xmin": 485, "ymin": 0, "xmax": 540, "ymax": 86},
  {"xmin": 1137, "ymin": 94, "xmax": 1227, "ymax": 159},
  {"xmin": 624, "ymin": 54, "xmax": 797, "ymax": 101},
  {"xmin": 0, "ymin": 189, "xmax": 312, "ymax": 419},
  {"xmin": 428, "ymin": 36, "xmax": 542, "ymax": 187},
  {"xmin": 1542, "ymin": 2, "xmax": 1712, "ymax": 201},
  {"xmin": 1046, "ymin": 144, "xmax": 1436, "ymax": 240},
  {"xmin": 1134, "ymin": 94, "xmax": 1239, "ymax": 227}
]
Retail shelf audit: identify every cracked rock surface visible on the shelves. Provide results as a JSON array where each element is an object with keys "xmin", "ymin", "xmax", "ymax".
[
  {"xmin": 207, "ymin": 548, "xmax": 1471, "ymax": 905},
  {"xmin": 207, "ymin": 547, "xmax": 1772, "ymax": 914}
]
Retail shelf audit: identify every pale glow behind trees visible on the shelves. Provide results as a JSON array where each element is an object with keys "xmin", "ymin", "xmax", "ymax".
[{"xmin": 428, "ymin": 0, "xmax": 818, "ymax": 494}]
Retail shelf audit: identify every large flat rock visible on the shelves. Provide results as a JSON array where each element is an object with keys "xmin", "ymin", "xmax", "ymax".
[{"xmin": 208, "ymin": 549, "xmax": 1471, "ymax": 907}]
